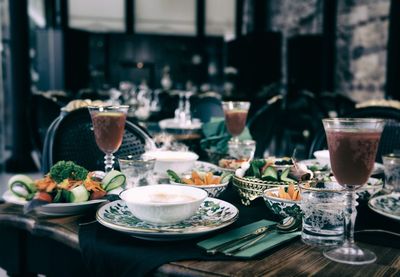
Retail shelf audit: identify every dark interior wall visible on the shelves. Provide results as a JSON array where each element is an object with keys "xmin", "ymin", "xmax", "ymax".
[
  {"xmin": 287, "ymin": 35, "xmax": 323, "ymax": 97},
  {"xmin": 88, "ymin": 33, "xmax": 224, "ymax": 89},
  {"xmin": 226, "ymin": 32, "xmax": 282, "ymax": 98}
]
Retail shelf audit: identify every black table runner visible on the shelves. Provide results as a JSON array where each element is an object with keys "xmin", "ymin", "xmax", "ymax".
[{"xmin": 79, "ymin": 187, "xmax": 400, "ymax": 277}]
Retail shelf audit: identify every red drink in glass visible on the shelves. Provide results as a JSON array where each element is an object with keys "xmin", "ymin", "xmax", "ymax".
[
  {"xmin": 224, "ymin": 110, "xmax": 248, "ymax": 137},
  {"xmin": 326, "ymin": 130, "xmax": 381, "ymax": 188},
  {"xmin": 322, "ymin": 118, "xmax": 384, "ymax": 265},
  {"xmin": 92, "ymin": 112, "xmax": 127, "ymax": 154},
  {"xmin": 88, "ymin": 105, "xmax": 129, "ymax": 172}
]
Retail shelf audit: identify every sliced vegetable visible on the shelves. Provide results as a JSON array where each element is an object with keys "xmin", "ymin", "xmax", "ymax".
[
  {"xmin": 101, "ymin": 170, "xmax": 126, "ymax": 191},
  {"xmin": 261, "ymin": 166, "xmax": 278, "ymax": 181},
  {"xmin": 89, "ymin": 190, "xmax": 107, "ymax": 200},
  {"xmin": 35, "ymin": 191, "xmax": 53, "ymax": 203},
  {"xmin": 68, "ymin": 185, "xmax": 90, "ymax": 203},
  {"xmin": 8, "ymin": 175, "xmax": 36, "ymax": 199},
  {"xmin": 280, "ymin": 168, "xmax": 296, "ymax": 183},
  {"xmin": 53, "ymin": 189, "xmax": 63, "ymax": 203},
  {"xmin": 220, "ymin": 172, "xmax": 233, "ymax": 183},
  {"xmin": 167, "ymin": 170, "xmax": 182, "ymax": 183}
]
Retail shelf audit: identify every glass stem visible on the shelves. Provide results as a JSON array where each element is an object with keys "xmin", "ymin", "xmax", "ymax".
[
  {"xmin": 344, "ymin": 191, "xmax": 357, "ymax": 246},
  {"xmin": 104, "ymin": 153, "xmax": 115, "ymax": 172},
  {"xmin": 232, "ymin": 136, "xmax": 240, "ymax": 144}
]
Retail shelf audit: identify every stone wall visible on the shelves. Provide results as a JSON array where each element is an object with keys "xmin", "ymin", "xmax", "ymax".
[
  {"xmin": 336, "ymin": 0, "xmax": 390, "ymax": 102},
  {"xmin": 267, "ymin": 0, "xmax": 390, "ymax": 102}
]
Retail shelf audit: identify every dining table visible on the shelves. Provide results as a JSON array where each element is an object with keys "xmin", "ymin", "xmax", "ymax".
[{"xmin": 0, "ymin": 177, "xmax": 399, "ymax": 277}]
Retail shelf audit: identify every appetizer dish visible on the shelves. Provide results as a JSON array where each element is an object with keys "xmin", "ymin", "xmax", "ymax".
[
  {"xmin": 7, "ymin": 161, "xmax": 125, "ymax": 204},
  {"xmin": 167, "ymin": 170, "xmax": 232, "ymax": 197},
  {"xmin": 263, "ymin": 184, "xmax": 302, "ymax": 218},
  {"xmin": 218, "ymin": 158, "xmax": 248, "ymax": 171},
  {"xmin": 265, "ymin": 184, "xmax": 301, "ymax": 201}
]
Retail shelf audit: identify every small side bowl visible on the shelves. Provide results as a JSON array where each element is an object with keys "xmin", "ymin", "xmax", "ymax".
[
  {"xmin": 142, "ymin": 150, "xmax": 199, "ymax": 176},
  {"xmin": 263, "ymin": 187, "xmax": 302, "ymax": 218},
  {"xmin": 169, "ymin": 178, "xmax": 229, "ymax": 198},
  {"xmin": 120, "ymin": 184, "xmax": 207, "ymax": 225},
  {"xmin": 313, "ymin": 150, "xmax": 330, "ymax": 166}
]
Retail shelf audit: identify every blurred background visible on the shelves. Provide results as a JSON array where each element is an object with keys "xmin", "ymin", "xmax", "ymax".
[{"xmin": 0, "ymin": 0, "xmax": 399, "ymax": 173}]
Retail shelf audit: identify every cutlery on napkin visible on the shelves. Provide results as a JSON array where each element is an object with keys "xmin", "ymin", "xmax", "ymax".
[{"xmin": 198, "ymin": 219, "xmax": 300, "ymax": 258}]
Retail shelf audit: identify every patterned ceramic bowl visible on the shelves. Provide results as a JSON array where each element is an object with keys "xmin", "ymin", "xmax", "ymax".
[
  {"xmin": 262, "ymin": 187, "xmax": 302, "ymax": 218},
  {"xmin": 169, "ymin": 179, "xmax": 229, "ymax": 198}
]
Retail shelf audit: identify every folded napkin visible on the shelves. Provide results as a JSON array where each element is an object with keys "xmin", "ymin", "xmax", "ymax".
[
  {"xmin": 197, "ymin": 219, "xmax": 300, "ymax": 258},
  {"xmin": 200, "ymin": 118, "xmax": 252, "ymax": 154}
]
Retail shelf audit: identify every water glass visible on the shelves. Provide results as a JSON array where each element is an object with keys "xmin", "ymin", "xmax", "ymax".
[
  {"xmin": 228, "ymin": 139, "xmax": 256, "ymax": 160},
  {"xmin": 382, "ymin": 153, "xmax": 400, "ymax": 192},
  {"xmin": 118, "ymin": 156, "xmax": 156, "ymax": 188},
  {"xmin": 299, "ymin": 181, "xmax": 345, "ymax": 247}
]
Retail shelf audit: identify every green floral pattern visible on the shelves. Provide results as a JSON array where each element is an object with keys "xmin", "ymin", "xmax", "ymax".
[
  {"xmin": 97, "ymin": 199, "xmax": 238, "ymax": 233},
  {"xmin": 369, "ymin": 193, "xmax": 400, "ymax": 221}
]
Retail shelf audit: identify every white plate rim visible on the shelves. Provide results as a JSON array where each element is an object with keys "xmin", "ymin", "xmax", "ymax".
[
  {"xmin": 96, "ymin": 198, "xmax": 239, "ymax": 238},
  {"xmin": 368, "ymin": 193, "xmax": 400, "ymax": 221},
  {"xmin": 299, "ymin": 159, "xmax": 384, "ymax": 175},
  {"xmin": 2, "ymin": 190, "xmax": 107, "ymax": 215}
]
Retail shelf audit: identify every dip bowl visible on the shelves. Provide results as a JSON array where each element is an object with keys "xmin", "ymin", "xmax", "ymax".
[
  {"xmin": 142, "ymin": 150, "xmax": 199, "ymax": 176},
  {"xmin": 119, "ymin": 184, "xmax": 207, "ymax": 225}
]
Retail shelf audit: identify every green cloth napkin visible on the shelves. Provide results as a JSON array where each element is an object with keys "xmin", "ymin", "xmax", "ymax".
[
  {"xmin": 197, "ymin": 219, "xmax": 300, "ymax": 258},
  {"xmin": 200, "ymin": 117, "xmax": 252, "ymax": 154}
]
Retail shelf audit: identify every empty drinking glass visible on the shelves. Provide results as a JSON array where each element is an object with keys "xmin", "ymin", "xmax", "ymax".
[
  {"xmin": 118, "ymin": 156, "xmax": 156, "ymax": 188},
  {"xmin": 382, "ymin": 153, "xmax": 400, "ymax": 192}
]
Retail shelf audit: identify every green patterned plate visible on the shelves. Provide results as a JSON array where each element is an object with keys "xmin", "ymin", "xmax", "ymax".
[
  {"xmin": 368, "ymin": 193, "xmax": 400, "ymax": 221},
  {"xmin": 96, "ymin": 198, "xmax": 239, "ymax": 240}
]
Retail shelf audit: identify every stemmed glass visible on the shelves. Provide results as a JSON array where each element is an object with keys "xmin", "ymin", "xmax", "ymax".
[
  {"xmin": 222, "ymin": 101, "xmax": 250, "ymax": 144},
  {"xmin": 88, "ymin": 105, "xmax": 129, "ymax": 172},
  {"xmin": 322, "ymin": 118, "xmax": 384, "ymax": 265}
]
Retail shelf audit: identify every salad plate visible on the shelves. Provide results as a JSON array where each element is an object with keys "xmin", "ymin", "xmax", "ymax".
[
  {"xmin": 2, "ymin": 190, "xmax": 108, "ymax": 216},
  {"xmin": 368, "ymin": 193, "xmax": 400, "ymax": 221},
  {"xmin": 96, "ymin": 198, "xmax": 239, "ymax": 240}
]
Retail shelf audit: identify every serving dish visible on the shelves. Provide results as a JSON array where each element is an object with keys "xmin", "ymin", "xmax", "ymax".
[
  {"xmin": 2, "ymin": 190, "xmax": 108, "ymax": 216},
  {"xmin": 142, "ymin": 150, "xmax": 199, "ymax": 177},
  {"xmin": 299, "ymin": 159, "xmax": 384, "ymax": 176},
  {"xmin": 169, "ymin": 179, "xmax": 229, "ymax": 198},
  {"xmin": 232, "ymin": 176, "xmax": 290, "ymax": 206},
  {"xmin": 263, "ymin": 186, "xmax": 302, "ymax": 218},
  {"xmin": 96, "ymin": 198, "xmax": 239, "ymax": 240},
  {"xmin": 368, "ymin": 193, "xmax": 400, "ymax": 221}
]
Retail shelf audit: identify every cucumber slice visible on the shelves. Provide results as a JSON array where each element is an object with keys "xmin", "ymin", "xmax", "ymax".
[
  {"xmin": 53, "ymin": 189, "xmax": 63, "ymax": 203},
  {"xmin": 220, "ymin": 172, "xmax": 233, "ymax": 183},
  {"xmin": 8, "ymin": 175, "xmax": 36, "ymax": 199},
  {"xmin": 68, "ymin": 185, "xmax": 90, "ymax": 203},
  {"xmin": 167, "ymin": 170, "xmax": 182, "ymax": 183},
  {"xmin": 280, "ymin": 168, "xmax": 296, "ymax": 183},
  {"xmin": 101, "ymin": 170, "xmax": 126, "ymax": 192},
  {"xmin": 261, "ymin": 166, "xmax": 278, "ymax": 181}
]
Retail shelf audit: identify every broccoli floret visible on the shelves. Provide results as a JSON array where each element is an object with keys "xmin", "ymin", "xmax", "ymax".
[{"xmin": 49, "ymin": 161, "xmax": 89, "ymax": 183}]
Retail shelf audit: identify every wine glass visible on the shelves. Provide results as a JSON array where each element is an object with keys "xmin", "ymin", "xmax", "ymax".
[
  {"xmin": 222, "ymin": 101, "xmax": 250, "ymax": 144},
  {"xmin": 88, "ymin": 105, "xmax": 129, "ymax": 172},
  {"xmin": 322, "ymin": 118, "xmax": 384, "ymax": 265}
]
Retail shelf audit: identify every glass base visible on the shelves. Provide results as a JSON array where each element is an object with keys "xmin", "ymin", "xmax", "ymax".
[{"xmin": 323, "ymin": 244, "xmax": 376, "ymax": 265}]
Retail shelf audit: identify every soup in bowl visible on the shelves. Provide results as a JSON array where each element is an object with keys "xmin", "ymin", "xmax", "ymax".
[{"xmin": 119, "ymin": 184, "xmax": 207, "ymax": 225}]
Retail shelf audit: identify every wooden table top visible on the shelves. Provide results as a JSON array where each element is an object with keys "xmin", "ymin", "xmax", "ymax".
[{"xmin": 0, "ymin": 202, "xmax": 399, "ymax": 276}]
